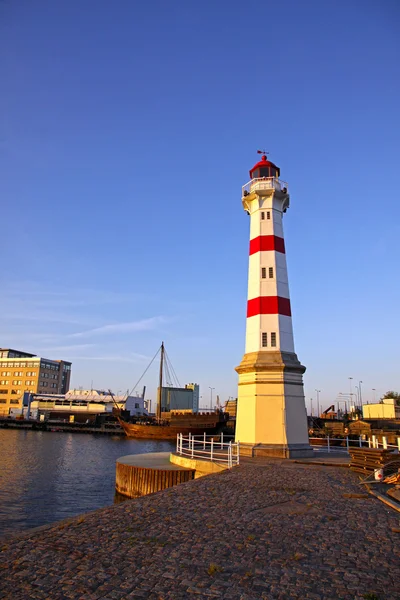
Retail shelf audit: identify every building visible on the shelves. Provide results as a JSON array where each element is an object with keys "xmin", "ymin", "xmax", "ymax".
[
  {"xmin": 235, "ymin": 153, "xmax": 312, "ymax": 458},
  {"xmin": 362, "ymin": 399, "xmax": 400, "ymax": 420},
  {"xmin": 27, "ymin": 389, "xmax": 147, "ymax": 422},
  {"xmin": 160, "ymin": 383, "xmax": 199, "ymax": 413},
  {"xmin": 224, "ymin": 398, "xmax": 237, "ymax": 418},
  {"xmin": 0, "ymin": 348, "xmax": 71, "ymax": 416}
]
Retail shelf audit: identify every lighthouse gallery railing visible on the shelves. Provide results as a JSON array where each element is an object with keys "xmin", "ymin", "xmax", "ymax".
[{"xmin": 242, "ymin": 177, "xmax": 288, "ymax": 197}]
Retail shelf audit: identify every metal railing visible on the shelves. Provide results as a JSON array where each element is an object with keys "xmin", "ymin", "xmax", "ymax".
[
  {"xmin": 242, "ymin": 177, "xmax": 288, "ymax": 197},
  {"xmin": 366, "ymin": 435, "xmax": 400, "ymax": 451},
  {"xmin": 176, "ymin": 433, "xmax": 239, "ymax": 469},
  {"xmin": 309, "ymin": 436, "xmax": 400, "ymax": 454}
]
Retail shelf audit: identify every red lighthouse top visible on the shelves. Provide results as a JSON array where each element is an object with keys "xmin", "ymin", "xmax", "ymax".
[{"xmin": 249, "ymin": 152, "xmax": 280, "ymax": 179}]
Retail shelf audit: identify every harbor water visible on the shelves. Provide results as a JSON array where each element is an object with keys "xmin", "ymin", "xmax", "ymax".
[{"xmin": 0, "ymin": 429, "xmax": 175, "ymax": 538}]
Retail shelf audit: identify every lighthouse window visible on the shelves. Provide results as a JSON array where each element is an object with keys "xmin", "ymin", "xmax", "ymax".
[
  {"xmin": 261, "ymin": 212, "xmax": 265, "ymax": 220},
  {"xmin": 271, "ymin": 332, "xmax": 277, "ymax": 347},
  {"xmin": 261, "ymin": 267, "xmax": 266, "ymax": 279},
  {"xmin": 269, "ymin": 267, "xmax": 274, "ymax": 278},
  {"xmin": 267, "ymin": 211, "xmax": 271, "ymax": 220},
  {"xmin": 262, "ymin": 333, "xmax": 268, "ymax": 347}
]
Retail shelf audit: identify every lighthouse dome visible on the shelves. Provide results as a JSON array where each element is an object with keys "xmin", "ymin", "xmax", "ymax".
[{"xmin": 250, "ymin": 154, "xmax": 280, "ymax": 179}]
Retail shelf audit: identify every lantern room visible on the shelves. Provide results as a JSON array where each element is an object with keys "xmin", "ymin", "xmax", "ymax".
[{"xmin": 249, "ymin": 154, "xmax": 280, "ymax": 179}]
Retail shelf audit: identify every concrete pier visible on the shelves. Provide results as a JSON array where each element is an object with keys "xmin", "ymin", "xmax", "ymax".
[
  {"xmin": 1, "ymin": 459, "xmax": 399, "ymax": 599},
  {"xmin": 115, "ymin": 452, "xmax": 195, "ymax": 498}
]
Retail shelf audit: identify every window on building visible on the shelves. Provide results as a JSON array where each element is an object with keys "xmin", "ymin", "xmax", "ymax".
[
  {"xmin": 261, "ymin": 212, "xmax": 265, "ymax": 220},
  {"xmin": 269, "ymin": 267, "xmax": 274, "ymax": 278},
  {"xmin": 262, "ymin": 332, "xmax": 268, "ymax": 347},
  {"xmin": 271, "ymin": 332, "xmax": 277, "ymax": 347},
  {"xmin": 267, "ymin": 211, "xmax": 271, "ymax": 220},
  {"xmin": 135, "ymin": 403, "xmax": 139, "ymax": 409},
  {"xmin": 0, "ymin": 399, "xmax": 6, "ymax": 403},
  {"xmin": 0, "ymin": 380, "xmax": 9, "ymax": 385},
  {"xmin": 10, "ymin": 400, "xmax": 19, "ymax": 404},
  {"xmin": 261, "ymin": 267, "xmax": 266, "ymax": 279},
  {"xmin": 0, "ymin": 390, "xmax": 7, "ymax": 395}
]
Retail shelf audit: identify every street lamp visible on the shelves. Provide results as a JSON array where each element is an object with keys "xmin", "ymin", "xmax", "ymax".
[
  {"xmin": 315, "ymin": 389, "xmax": 321, "ymax": 417},
  {"xmin": 209, "ymin": 387, "xmax": 215, "ymax": 411},
  {"xmin": 338, "ymin": 393, "xmax": 352, "ymax": 414},
  {"xmin": 336, "ymin": 399, "xmax": 348, "ymax": 415},
  {"xmin": 358, "ymin": 381, "xmax": 363, "ymax": 406},
  {"xmin": 372, "ymin": 388, "xmax": 376, "ymax": 403}
]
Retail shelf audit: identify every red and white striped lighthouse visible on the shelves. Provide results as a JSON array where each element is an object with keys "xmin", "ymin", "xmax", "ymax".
[{"xmin": 235, "ymin": 153, "xmax": 312, "ymax": 458}]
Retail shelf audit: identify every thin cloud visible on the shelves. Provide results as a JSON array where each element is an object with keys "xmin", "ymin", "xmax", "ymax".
[
  {"xmin": 37, "ymin": 344, "xmax": 96, "ymax": 353},
  {"xmin": 66, "ymin": 354, "xmax": 150, "ymax": 363},
  {"xmin": 69, "ymin": 316, "xmax": 168, "ymax": 339},
  {"xmin": 1, "ymin": 281, "xmax": 150, "ymax": 308}
]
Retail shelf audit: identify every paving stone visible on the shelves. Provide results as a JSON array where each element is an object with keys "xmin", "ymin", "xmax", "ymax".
[{"xmin": 0, "ymin": 459, "xmax": 399, "ymax": 599}]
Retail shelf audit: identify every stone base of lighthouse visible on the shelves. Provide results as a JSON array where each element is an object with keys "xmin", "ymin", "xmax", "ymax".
[{"xmin": 235, "ymin": 351, "xmax": 313, "ymax": 458}]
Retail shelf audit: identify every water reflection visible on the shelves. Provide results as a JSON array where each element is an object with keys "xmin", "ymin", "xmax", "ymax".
[{"xmin": 0, "ymin": 429, "xmax": 174, "ymax": 537}]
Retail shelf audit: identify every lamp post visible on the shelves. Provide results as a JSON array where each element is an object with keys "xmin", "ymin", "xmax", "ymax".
[
  {"xmin": 315, "ymin": 389, "xmax": 321, "ymax": 417},
  {"xmin": 372, "ymin": 388, "xmax": 376, "ymax": 403},
  {"xmin": 348, "ymin": 377, "xmax": 353, "ymax": 403},
  {"xmin": 310, "ymin": 397, "xmax": 313, "ymax": 417},
  {"xmin": 358, "ymin": 381, "xmax": 363, "ymax": 407},
  {"xmin": 209, "ymin": 387, "xmax": 215, "ymax": 411},
  {"xmin": 338, "ymin": 393, "xmax": 352, "ymax": 414},
  {"xmin": 336, "ymin": 399, "xmax": 348, "ymax": 416}
]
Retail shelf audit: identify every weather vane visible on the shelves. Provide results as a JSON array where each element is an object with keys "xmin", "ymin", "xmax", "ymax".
[{"xmin": 257, "ymin": 149, "xmax": 269, "ymax": 156}]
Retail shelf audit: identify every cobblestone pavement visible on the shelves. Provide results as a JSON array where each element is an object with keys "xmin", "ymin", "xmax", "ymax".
[{"xmin": 1, "ymin": 459, "xmax": 399, "ymax": 600}]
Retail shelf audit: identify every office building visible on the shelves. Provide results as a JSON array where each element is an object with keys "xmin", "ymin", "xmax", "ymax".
[{"xmin": 0, "ymin": 348, "xmax": 71, "ymax": 415}]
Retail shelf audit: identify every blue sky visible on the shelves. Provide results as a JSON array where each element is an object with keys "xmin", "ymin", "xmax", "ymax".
[{"xmin": 1, "ymin": 0, "xmax": 399, "ymax": 412}]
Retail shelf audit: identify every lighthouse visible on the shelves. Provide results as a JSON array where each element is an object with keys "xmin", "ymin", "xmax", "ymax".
[{"xmin": 235, "ymin": 153, "xmax": 312, "ymax": 458}]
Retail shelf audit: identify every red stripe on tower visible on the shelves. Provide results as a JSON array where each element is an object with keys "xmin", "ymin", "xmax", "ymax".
[
  {"xmin": 247, "ymin": 296, "xmax": 292, "ymax": 318},
  {"xmin": 249, "ymin": 235, "xmax": 285, "ymax": 255}
]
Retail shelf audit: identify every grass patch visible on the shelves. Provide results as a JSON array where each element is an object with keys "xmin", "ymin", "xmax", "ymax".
[
  {"xmin": 207, "ymin": 563, "xmax": 224, "ymax": 576},
  {"xmin": 292, "ymin": 552, "xmax": 305, "ymax": 561},
  {"xmin": 363, "ymin": 594, "xmax": 380, "ymax": 600},
  {"xmin": 343, "ymin": 493, "xmax": 370, "ymax": 499}
]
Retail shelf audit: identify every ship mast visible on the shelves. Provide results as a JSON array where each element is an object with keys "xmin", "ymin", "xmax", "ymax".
[{"xmin": 156, "ymin": 342, "xmax": 164, "ymax": 421}]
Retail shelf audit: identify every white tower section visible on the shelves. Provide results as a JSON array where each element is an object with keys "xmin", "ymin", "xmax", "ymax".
[{"xmin": 244, "ymin": 171, "xmax": 295, "ymax": 355}]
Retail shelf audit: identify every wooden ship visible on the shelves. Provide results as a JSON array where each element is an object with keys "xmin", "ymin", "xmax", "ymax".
[{"xmin": 112, "ymin": 343, "xmax": 227, "ymax": 439}]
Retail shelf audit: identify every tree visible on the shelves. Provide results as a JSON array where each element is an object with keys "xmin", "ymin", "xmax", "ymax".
[{"xmin": 381, "ymin": 391, "xmax": 400, "ymax": 406}]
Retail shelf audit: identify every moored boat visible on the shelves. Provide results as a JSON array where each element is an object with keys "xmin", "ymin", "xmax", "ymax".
[{"xmin": 112, "ymin": 343, "xmax": 228, "ymax": 439}]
